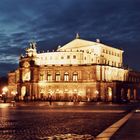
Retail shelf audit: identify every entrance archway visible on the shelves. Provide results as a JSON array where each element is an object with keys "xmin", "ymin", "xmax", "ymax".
[
  {"xmin": 64, "ymin": 89, "xmax": 69, "ymax": 101},
  {"xmin": 127, "ymin": 88, "xmax": 131, "ymax": 100},
  {"xmin": 107, "ymin": 87, "xmax": 112, "ymax": 101},
  {"xmin": 86, "ymin": 88, "xmax": 91, "ymax": 101},
  {"xmin": 48, "ymin": 89, "xmax": 53, "ymax": 100},
  {"xmin": 73, "ymin": 89, "xmax": 78, "ymax": 102},
  {"xmin": 21, "ymin": 86, "xmax": 26, "ymax": 100},
  {"xmin": 134, "ymin": 89, "xmax": 137, "ymax": 100},
  {"xmin": 121, "ymin": 88, "xmax": 125, "ymax": 100}
]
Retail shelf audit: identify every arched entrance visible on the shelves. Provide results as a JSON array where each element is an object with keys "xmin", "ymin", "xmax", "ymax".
[
  {"xmin": 21, "ymin": 86, "xmax": 26, "ymax": 100},
  {"xmin": 94, "ymin": 90, "xmax": 99, "ymax": 101},
  {"xmin": 55, "ymin": 89, "xmax": 60, "ymax": 101},
  {"xmin": 86, "ymin": 88, "xmax": 91, "ymax": 101},
  {"xmin": 127, "ymin": 88, "xmax": 131, "ymax": 100},
  {"xmin": 121, "ymin": 88, "xmax": 125, "ymax": 100},
  {"xmin": 133, "ymin": 89, "xmax": 137, "ymax": 100},
  {"xmin": 40, "ymin": 87, "xmax": 45, "ymax": 100},
  {"xmin": 48, "ymin": 89, "xmax": 53, "ymax": 100},
  {"xmin": 73, "ymin": 89, "xmax": 78, "ymax": 102},
  {"xmin": 107, "ymin": 87, "xmax": 112, "ymax": 101},
  {"xmin": 64, "ymin": 89, "xmax": 69, "ymax": 101}
]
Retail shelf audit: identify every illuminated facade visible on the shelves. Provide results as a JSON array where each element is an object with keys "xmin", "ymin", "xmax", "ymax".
[{"xmin": 8, "ymin": 35, "xmax": 140, "ymax": 102}]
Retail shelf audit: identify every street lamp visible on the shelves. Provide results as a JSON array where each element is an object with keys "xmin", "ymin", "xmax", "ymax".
[
  {"xmin": 2, "ymin": 86, "xmax": 8, "ymax": 103},
  {"xmin": 95, "ymin": 90, "xmax": 99, "ymax": 95},
  {"xmin": 48, "ymin": 90, "xmax": 53, "ymax": 105},
  {"xmin": 95, "ymin": 90, "xmax": 99, "ymax": 101},
  {"xmin": 11, "ymin": 91, "xmax": 17, "ymax": 101},
  {"xmin": 2, "ymin": 87, "xmax": 8, "ymax": 93}
]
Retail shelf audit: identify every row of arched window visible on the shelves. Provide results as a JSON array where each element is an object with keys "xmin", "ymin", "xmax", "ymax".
[{"xmin": 39, "ymin": 72, "xmax": 78, "ymax": 82}]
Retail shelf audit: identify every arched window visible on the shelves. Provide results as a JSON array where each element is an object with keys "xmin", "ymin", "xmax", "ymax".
[
  {"xmin": 40, "ymin": 73, "xmax": 44, "ymax": 81},
  {"xmin": 64, "ymin": 72, "xmax": 69, "ymax": 81},
  {"xmin": 47, "ymin": 72, "xmax": 52, "ymax": 81},
  {"xmin": 73, "ymin": 55, "xmax": 76, "ymax": 59},
  {"xmin": 73, "ymin": 72, "xmax": 78, "ymax": 81},
  {"xmin": 22, "ymin": 70, "xmax": 31, "ymax": 82},
  {"xmin": 67, "ymin": 55, "xmax": 70, "ymax": 59},
  {"xmin": 55, "ymin": 72, "xmax": 61, "ymax": 81}
]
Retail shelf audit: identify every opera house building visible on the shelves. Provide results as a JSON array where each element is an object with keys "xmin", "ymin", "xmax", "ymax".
[{"xmin": 8, "ymin": 35, "xmax": 140, "ymax": 102}]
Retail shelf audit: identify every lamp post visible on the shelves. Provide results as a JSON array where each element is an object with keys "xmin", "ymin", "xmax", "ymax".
[
  {"xmin": 11, "ymin": 91, "xmax": 17, "ymax": 106},
  {"xmin": 2, "ymin": 87, "xmax": 8, "ymax": 103},
  {"xmin": 95, "ymin": 90, "xmax": 99, "ymax": 101},
  {"xmin": 48, "ymin": 90, "xmax": 53, "ymax": 105},
  {"xmin": 11, "ymin": 91, "xmax": 17, "ymax": 101}
]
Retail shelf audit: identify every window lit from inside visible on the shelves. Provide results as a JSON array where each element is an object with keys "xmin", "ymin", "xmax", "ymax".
[
  {"xmin": 55, "ymin": 72, "xmax": 61, "ymax": 81},
  {"xmin": 73, "ymin": 72, "xmax": 78, "ymax": 81},
  {"xmin": 64, "ymin": 72, "xmax": 69, "ymax": 81},
  {"xmin": 47, "ymin": 73, "xmax": 52, "ymax": 81}
]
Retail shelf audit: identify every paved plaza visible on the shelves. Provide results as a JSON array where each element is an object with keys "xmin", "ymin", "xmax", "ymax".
[
  {"xmin": 111, "ymin": 111, "xmax": 140, "ymax": 140},
  {"xmin": 0, "ymin": 102, "xmax": 139, "ymax": 140}
]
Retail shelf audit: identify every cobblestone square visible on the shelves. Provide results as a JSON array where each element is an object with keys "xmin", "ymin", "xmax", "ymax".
[{"xmin": 0, "ymin": 102, "xmax": 138, "ymax": 140}]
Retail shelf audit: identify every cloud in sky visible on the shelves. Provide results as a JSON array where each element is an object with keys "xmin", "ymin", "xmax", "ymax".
[{"xmin": 0, "ymin": 0, "xmax": 140, "ymax": 76}]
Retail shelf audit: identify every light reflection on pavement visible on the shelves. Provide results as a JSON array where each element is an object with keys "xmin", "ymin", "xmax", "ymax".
[{"xmin": 0, "ymin": 102, "xmax": 139, "ymax": 140}]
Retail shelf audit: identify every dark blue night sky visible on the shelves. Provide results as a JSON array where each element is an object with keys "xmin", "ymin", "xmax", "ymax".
[{"xmin": 0, "ymin": 0, "xmax": 140, "ymax": 76}]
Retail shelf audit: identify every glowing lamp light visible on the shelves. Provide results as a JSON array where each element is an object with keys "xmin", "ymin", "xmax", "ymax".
[
  {"xmin": 2, "ymin": 92, "xmax": 6, "ymax": 95},
  {"xmin": 11, "ymin": 91, "xmax": 14, "ymax": 95},
  {"xmin": 59, "ymin": 90, "xmax": 63, "ymax": 94},
  {"xmin": 56, "ymin": 89, "xmax": 59, "ymax": 92},
  {"xmin": 2, "ymin": 87, "xmax": 8, "ymax": 94},
  {"xmin": 69, "ymin": 90, "xmax": 72, "ymax": 95},
  {"xmin": 2, "ymin": 87, "xmax": 8, "ymax": 92},
  {"xmin": 74, "ymin": 89, "xmax": 77, "ymax": 92},
  {"xmin": 79, "ymin": 90, "xmax": 83, "ymax": 96},
  {"xmin": 11, "ymin": 91, "xmax": 17, "ymax": 96},
  {"xmin": 78, "ymin": 93, "xmax": 81, "ymax": 96},
  {"xmin": 49, "ymin": 90, "xmax": 53, "ymax": 96},
  {"xmin": 108, "ymin": 92, "xmax": 112, "ymax": 97},
  {"xmin": 95, "ymin": 90, "xmax": 99, "ymax": 95}
]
